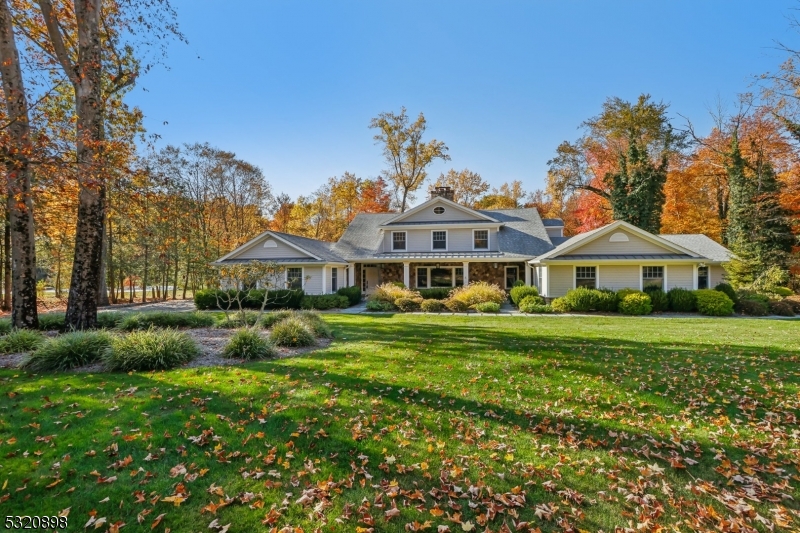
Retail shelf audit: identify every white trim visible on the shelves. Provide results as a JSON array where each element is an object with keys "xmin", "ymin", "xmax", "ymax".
[
  {"xmin": 524, "ymin": 264, "xmax": 531, "ymax": 285},
  {"xmin": 383, "ymin": 196, "xmax": 500, "ymax": 225},
  {"xmin": 664, "ymin": 265, "xmax": 668, "ymax": 291},
  {"xmin": 403, "ymin": 262, "xmax": 410, "ymax": 288},
  {"xmin": 608, "ymin": 232, "xmax": 629, "ymax": 242},
  {"xmin": 504, "ymin": 266, "xmax": 519, "ymax": 289},
  {"xmin": 264, "ymin": 239, "xmax": 278, "ymax": 248},
  {"xmin": 285, "ymin": 266, "xmax": 304, "ymax": 290},
  {"xmin": 544, "ymin": 265, "xmax": 550, "ymax": 297},
  {"xmin": 572, "ymin": 265, "xmax": 576, "ymax": 290},
  {"xmin": 574, "ymin": 265, "xmax": 598, "ymax": 290},
  {"xmin": 391, "ymin": 231, "xmax": 407, "ymax": 251},
  {"xmin": 462, "ymin": 262, "xmax": 470, "ymax": 285},
  {"xmin": 472, "ymin": 229, "xmax": 490, "ymax": 251},
  {"xmin": 639, "ymin": 265, "xmax": 643, "ymax": 291},
  {"xmin": 431, "ymin": 229, "xmax": 448, "ymax": 252},
  {"xmin": 331, "ymin": 266, "xmax": 339, "ymax": 292},
  {"xmin": 692, "ymin": 264, "xmax": 698, "ymax": 290},
  {"xmin": 321, "ymin": 265, "xmax": 327, "ymax": 294},
  {"xmin": 217, "ymin": 231, "xmax": 322, "ymax": 262}
]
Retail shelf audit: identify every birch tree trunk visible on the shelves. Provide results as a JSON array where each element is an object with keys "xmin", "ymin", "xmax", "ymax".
[{"xmin": 0, "ymin": 0, "xmax": 38, "ymax": 328}]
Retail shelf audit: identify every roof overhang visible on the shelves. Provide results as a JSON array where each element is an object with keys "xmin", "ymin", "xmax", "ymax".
[
  {"xmin": 530, "ymin": 257, "xmax": 723, "ymax": 265},
  {"xmin": 211, "ymin": 259, "xmax": 348, "ymax": 267},
  {"xmin": 215, "ymin": 230, "xmax": 323, "ymax": 263},
  {"xmin": 380, "ymin": 222, "xmax": 503, "ymax": 231}
]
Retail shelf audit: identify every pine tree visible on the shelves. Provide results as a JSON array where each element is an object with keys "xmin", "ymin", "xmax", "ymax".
[
  {"xmin": 605, "ymin": 136, "xmax": 668, "ymax": 233},
  {"xmin": 724, "ymin": 134, "xmax": 795, "ymax": 286}
]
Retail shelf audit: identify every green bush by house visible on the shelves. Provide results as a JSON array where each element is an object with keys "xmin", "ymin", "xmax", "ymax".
[
  {"xmin": 366, "ymin": 300, "xmax": 395, "ymax": 312},
  {"xmin": 103, "ymin": 328, "xmax": 200, "ymax": 371},
  {"xmin": 420, "ymin": 299, "xmax": 445, "ymax": 312},
  {"xmin": 418, "ymin": 288, "xmax": 451, "ymax": 300},
  {"xmin": 336, "ymin": 285, "xmax": 362, "ymax": 306},
  {"xmin": 23, "ymin": 331, "xmax": 112, "ymax": 372},
  {"xmin": 694, "ymin": 289, "xmax": 734, "ymax": 316},
  {"xmin": 474, "ymin": 302, "xmax": 501, "ymax": 313},
  {"xmin": 509, "ymin": 285, "xmax": 539, "ymax": 306},
  {"xmin": 768, "ymin": 300, "xmax": 795, "ymax": 316},
  {"xmin": 643, "ymin": 286, "xmax": 669, "ymax": 312},
  {"xmin": 394, "ymin": 298, "xmax": 422, "ymax": 312},
  {"xmin": 300, "ymin": 294, "xmax": 349, "ymax": 310},
  {"xmin": 194, "ymin": 289, "xmax": 304, "ymax": 311},
  {"xmin": 713, "ymin": 283, "xmax": 738, "ymax": 305},
  {"xmin": 117, "ymin": 311, "xmax": 215, "ymax": 331},
  {"xmin": 519, "ymin": 295, "xmax": 554, "ymax": 314},
  {"xmin": 667, "ymin": 287, "xmax": 696, "ymax": 312},
  {"xmin": 618, "ymin": 293, "xmax": 652, "ymax": 315},
  {"xmin": 550, "ymin": 297, "xmax": 570, "ymax": 313}
]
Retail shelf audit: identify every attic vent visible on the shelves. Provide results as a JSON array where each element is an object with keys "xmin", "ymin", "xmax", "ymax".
[
  {"xmin": 433, "ymin": 206, "xmax": 445, "ymax": 215},
  {"xmin": 264, "ymin": 239, "xmax": 278, "ymax": 248},
  {"xmin": 609, "ymin": 232, "xmax": 629, "ymax": 243}
]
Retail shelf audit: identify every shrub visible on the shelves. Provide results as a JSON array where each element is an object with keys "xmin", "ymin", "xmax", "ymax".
[
  {"xmin": 550, "ymin": 298, "xmax": 570, "ymax": 313},
  {"xmin": 391, "ymin": 281, "xmax": 406, "ymax": 288},
  {"xmin": 420, "ymin": 299, "xmax": 445, "ymax": 312},
  {"xmin": 774, "ymin": 286, "xmax": 794, "ymax": 297},
  {"xmin": 37, "ymin": 312, "xmax": 66, "ymax": 332},
  {"xmin": 0, "ymin": 329, "xmax": 44, "ymax": 354},
  {"xmin": 594, "ymin": 289, "xmax": 618, "ymax": 312},
  {"xmin": 23, "ymin": 331, "xmax": 112, "ymax": 372},
  {"xmin": 217, "ymin": 311, "xmax": 260, "ymax": 329},
  {"xmin": 616, "ymin": 288, "xmax": 644, "ymax": 301},
  {"xmin": 667, "ymin": 288, "xmax": 697, "ymax": 312},
  {"xmin": 0, "ymin": 319, "xmax": 10, "ymax": 336},
  {"xmin": 103, "ymin": 329, "xmax": 199, "ymax": 371},
  {"xmin": 300, "ymin": 294, "xmax": 349, "ymax": 310},
  {"xmin": 270, "ymin": 316, "xmax": 315, "ymax": 347},
  {"xmin": 222, "ymin": 329, "xmax": 276, "ymax": 360},
  {"xmin": 117, "ymin": 311, "xmax": 215, "ymax": 331},
  {"xmin": 194, "ymin": 289, "xmax": 304, "ymax": 311},
  {"xmin": 562, "ymin": 287, "xmax": 596, "ymax": 312},
  {"xmin": 618, "ymin": 293, "xmax": 652, "ymax": 315},
  {"xmin": 395, "ymin": 297, "xmax": 421, "ymax": 312},
  {"xmin": 713, "ymin": 283, "xmax": 738, "ymax": 305},
  {"xmin": 475, "ymin": 302, "xmax": 501, "ymax": 313},
  {"xmin": 509, "ymin": 286, "xmax": 539, "ymax": 306},
  {"xmin": 447, "ymin": 282, "xmax": 506, "ymax": 309},
  {"xmin": 296, "ymin": 311, "xmax": 333, "ymax": 338},
  {"xmin": 784, "ymin": 295, "xmax": 800, "ymax": 313},
  {"xmin": 337, "ymin": 285, "xmax": 362, "ymax": 306},
  {"xmin": 768, "ymin": 300, "xmax": 795, "ymax": 317},
  {"xmin": 737, "ymin": 298, "xmax": 768, "ymax": 316},
  {"xmin": 519, "ymin": 296, "xmax": 549, "ymax": 313},
  {"xmin": 444, "ymin": 299, "xmax": 469, "ymax": 312},
  {"xmin": 513, "ymin": 280, "xmax": 525, "ymax": 287},
  {"xmin": 518, "ymin": 294, "xmax": 545, "ymax": 307},
  {"xmin": 365, "ymin": 300, "xmax": 395, "ymax": 312},
  {"xmin": 643, "ymin": 286, "xmax": 669, "ymax": 312},
  {"xmin": 261, "ymin": 310, "xmax": 295, "ymax": 328},
  {"xmin": 694, "ymin": 289, "xmax": 734, "ymax": 316},
  {"xmin": 737, "ymin": 291, "xmax": 770, "ymax": 305},
  {"xmin": 371, "ymin": 283, "xmax": 421, "ymax": 304},
  {"xmin": 96, "ymin": 312, "xmax": 128, "ymax": 329},
  {"xmin": 418, "ymin": 288, "xmax": 451, "ymax": 300},
  {"xmin": 520, "ymin": 303, "xmax": 554, "ymax": 314}
]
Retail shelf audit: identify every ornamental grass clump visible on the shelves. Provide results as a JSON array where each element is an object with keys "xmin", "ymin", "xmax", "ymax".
[
  {"xmin": 446, "ymin": 282, "xmax": 505, "ymax": 310},
  {"xmin": 270, "ymin": 316, "xmax": 316, "ymax": 347},
  {"xmin": 103, "ymin": 328, "xmax": 200, "ymax": 371},
  {"xmin": 117, "ymin": 311, "xmax": 215, "ymax": 331},
  {"xmin": 23, "ymin": 331, "xmax": 112, "ymax": 372},
  {"xmin": 394, "ymin": 297, "xmax": 422, "ymax": 312},
  {"xmin": 260, "ymin": 310, "xmax": 295, "ymax": 328},
  {"xmin": 222, "ymin": 329, "xmax": 276, "ymax": 360},
  {"xmin": 371, "ymin": 283, "xmax": 421, "ymax": 305},
  {"xmin": 217, "ymin": 311, "xmax": 260, "ymax": 329},
  {"xmin": 37, "ymin": 312, "xmax": 66, "ymax": 332},
  {"xmin": 0, "ymin": 329, "xmax": 44, "ymax": 354},
  {"xmin": 420, "ymin": 299, "xmax": 445, "ymax": 312},
  {"xmin": 296, "ymin": 311, "xmax": 333, "ymax": 338}
]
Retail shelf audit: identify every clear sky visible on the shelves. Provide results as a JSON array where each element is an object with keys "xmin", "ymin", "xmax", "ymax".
[{"xmin": 127, "ymin": 1, "xmax": 798, "ymax": 204}]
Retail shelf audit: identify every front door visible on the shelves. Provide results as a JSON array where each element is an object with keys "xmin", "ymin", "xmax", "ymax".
[{"xmin": 362, "ymin": 267, "xmax": 379, "ymax": 295}]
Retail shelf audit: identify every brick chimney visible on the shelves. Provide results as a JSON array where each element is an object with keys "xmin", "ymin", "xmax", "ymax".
[{"xmin": 429, "ymin": 186, "xmax": 454, "ymax": 201}]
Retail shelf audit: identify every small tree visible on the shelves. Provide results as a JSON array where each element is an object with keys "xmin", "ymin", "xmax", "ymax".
[{"xmin": 213, "ymin": 261, "xmax": 305, "ymax": 329}]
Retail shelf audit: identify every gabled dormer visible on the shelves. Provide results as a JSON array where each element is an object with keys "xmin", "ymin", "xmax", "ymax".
[{"xmin": 381, "ymin": 194, "xmax": 500, "ymax": 228}]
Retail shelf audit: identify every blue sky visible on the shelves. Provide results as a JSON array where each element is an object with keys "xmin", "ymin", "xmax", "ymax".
[{"xmin": 127, "ymin": 1, "xmax": 797, "ymax": 203}]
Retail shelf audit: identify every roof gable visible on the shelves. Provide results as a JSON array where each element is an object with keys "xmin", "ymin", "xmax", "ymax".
[
  {"xmin": 383, "ymin": 197, "xmax": 498, "ymax": 226},
  {"xmin": 217, "ymin": 231, "xmax": 323, "ymax": 262}
]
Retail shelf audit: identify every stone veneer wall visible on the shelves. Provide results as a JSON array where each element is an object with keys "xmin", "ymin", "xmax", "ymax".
[
  {"xmin": 379, "ymin": 263, "xmax": 403, "ymax": 285},
  {"xmin": 354, "ymin": 264, "xmax": 361, "ymax": 290},
  {"xmin": 402, "ymin": 261, "xmax": 527, "ymax": 289}
]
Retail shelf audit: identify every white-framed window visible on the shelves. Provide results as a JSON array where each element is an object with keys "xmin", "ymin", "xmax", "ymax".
[
  {"xmin": 642, "ymin": 266, "xmax": 664, "ymax": 290},
  {"xmin": 416, "ymin": 267, "xmax": 428, "ymax": 288},
  {"xmin": 473, "ymin": 229, "xmax": 489, "ymax": 250},
  {"xmin": 331, "ymin": 267, "xmax": 338, "ymax": 292},
  {"xmin": 392, "ymin": 231, "xmax": 407, "ymax": 251},
  {"xmin": 697, "ymin": 266, "xmax": 708, "ymax": 289},
  {"xmin": 505, "ymin": 266, "xmax": 518, "ymax": 289},
  {"xmin": 286, "ymin": 267, "xmax": 303, "ymax": 290},
  {"xmin": 575, "ymin": 266, "xmax": 596, "ymax": 289},
  {"xmin": 415, "ymin": 266, "xmax": 464, "ymax": 288},
  {"xmin": 431, "ymin": 230, "xmax": 447, "ymax": 250}
]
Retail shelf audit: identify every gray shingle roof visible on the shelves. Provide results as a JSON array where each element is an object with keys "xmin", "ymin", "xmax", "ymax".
[
  {"xmin": 659, "ymin": 234, "xmax": 732, "ymax": 262},
  {"xmin": 541, "ymin": 218, "xmax": 564, "ymax": 227},
  {"xmin": 475, "ymin": 208, "xmax": 555, "ymax": 257},
  {"xmin": 332, "ymin": 213, "xmax": 397, "ymax": 259},
  {"xmin": 267, "ymin": 231, "xmax": 347, "ymax": 262}
]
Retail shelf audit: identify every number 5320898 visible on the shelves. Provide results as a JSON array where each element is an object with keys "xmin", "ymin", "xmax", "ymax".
[{"xmin": 4, "ymin": 516, "xmax": 68, "ymax": 530}]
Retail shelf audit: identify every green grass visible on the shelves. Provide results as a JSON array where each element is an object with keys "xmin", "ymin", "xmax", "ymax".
[{"xmin": 0, "ymin": 315, "xmax": 798, "ymax": 532}]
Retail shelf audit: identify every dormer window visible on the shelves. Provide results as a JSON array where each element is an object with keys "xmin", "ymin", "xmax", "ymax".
[
  {"xmin": 433, "ymin": 206, "xmax": 445, "ymax": 215},
  {"xmin": 392, "ymin": 231, "xmax": 406, "ymax": 251}
]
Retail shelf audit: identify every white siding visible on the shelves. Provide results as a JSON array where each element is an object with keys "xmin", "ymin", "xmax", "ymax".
[
  {"xmin": 545, "ymin": 227, "xmax": 563, "ymax": 238},
  {"xmin": 399, "ymin": 204, "xmax": 488, "ymax": 223},
  {"xmin": 548, "ymin": 265, "xmax": 573, "ymax": 297},
  {"xmin": 666, "ymin": 264, "xmax": 693, "ymax": 291},
  {"xmin": 710, "ymin": 265, "xmax": 726, "ymax": 287},
  {"xmin": 235, "ymin": 237, "xmax": 311, "ymax": 260},
  {"xmin": 303, "ymin": 266, "xmax": 323, "ymax": 295},
  {"xmin": 597, "ymin": 265, "xmax": 641, "ymax": 291},
  {"xmin": 383, "ymin": 228, "xmax": 499, "ymax": 252},
  {"xmin": 565, "ymin": 229, "xmax": 674, "ymax": 256}
]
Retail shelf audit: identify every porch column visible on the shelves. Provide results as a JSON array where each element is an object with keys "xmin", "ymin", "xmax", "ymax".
[
  {"xmin": 348, "ymin": 263, "xmax": 356, "ymax": 287},
  {"xmin": 403, "ymin": 262, "xmax": 410, "ymax": 288},
  {"xmin": 321, "ymin": 266, "xmax": 327, "ymax": 294},
  {"xmin": 524, "ymin": 264, "xmax": 531, "ymax": 285},
  {"xmin": 462, "ymin": 262, "xmax": 469, "ymax": 285}
]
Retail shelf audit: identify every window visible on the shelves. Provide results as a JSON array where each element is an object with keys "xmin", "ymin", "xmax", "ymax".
[
  {"xmin": 431, "ymin": 268, "xmax": 452, "ymax": 287},
  {"xmin": 432, "ymin": 230, "xmax": 447, "ymax": 250},
  {"xmin": 433, "ymin": 206, "xmax": 445, "ymax": 215},
  {"xmin": 286, "ymin": 267, "xmax": 303, "ymax": 290},
  {"xmin": 455, "ymin": 267, "xmax": 464, "ymax": 287},
  {"xmin": 697, "ymin": 266, "xmax": 708, "ymax": 289},
  {"xmin": 331, "ymin": 267, "xmax": 338, "ymax": 292},
  {"xmin": 473, "ymin": 230, "xmax": 489, "ymax": 250},
  {"xmin": 416, "ymin": 267, "xmax": 428, "ymax": 288},
  {"xmin": 392, "ymin": 232, "xmax": 406, "ymax": 251},
  {"xmin": 575, "ymin": 266, "xmax": 596, "ymax": 289},
  {"xmin": 505, "ymin": 266, "xmax": 518, "ymax": 289},
  {"xmin": 642, "ymin": 266, "xmax": 664, "ymax": 290}
]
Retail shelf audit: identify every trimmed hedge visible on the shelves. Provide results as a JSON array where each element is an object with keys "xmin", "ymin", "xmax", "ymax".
[
  {"xmin": 420, "ymin": 299, "xmax": 445, "ymax": 312},
  {"xmin": 562, "ymin": 287, "xmax": 596, "ymax": 312},
  {"xmin": 594, "ymin": 289, "xmax": 618, "ymax": 312},
  {"xmin": 103, "ymin": 328, "xmax": 200, "ymax": 371},
  {"xmin": 117, "ymin": 311, "xmax": 215, "ymax": 331},
  {"xmin": 550, "ymin": 298, "xmax": 570, "ymax": 313},
  {"xmin": 509, "ymin": 286, "xmax": 539, "ymax": 306},
  {"xmin": 694, "ymin": 289, "xmax": 734, "ymax": 316},
  {"xmin": 337, "ymin": 285, "xmax": 362, "ymax": 306},
  {"xmin": 222, "ymin": 329, "xmax": 276, "ymax": 360},
  {"xmin": 395, "ymin": 298, "xmax": 421, "ymax": 312},
  {"xmin": 194, "ymin": 289, "xmax": 304, "ymax": 311},
  {"xmin": 519, "ymin": 296, "xmax": 554, "ymax": 313},
  {"xmin": 475, "ymin": 302, "xmax": 501, "ymax": 313},
  {"xmin": 300, "ymin": 294, "xmax": 349, "ymax": 310},
  {"xmin": 667, "ymin": 288, "xmax": 696, "ymax": 312},
  {"xmin": 618, "ymin": 293, "xmax": 652, "ymax": 315},
  {"xmin": 418, "ymin": 288, "xmax": 451, "ymax": 300},
  {"xmin": 23, "ymin": 331, "xmax": 112, "ymax": 372},
  {"xmin": 713, "ymin": 283, "xmax": 738, "ymax": 305},
  {"xmin": 643, "ymin": 286, "xmax": 669, "ymax": 312},
  {"xmin": 366, "ymin": 300, "xmax": 395, "ymax": 312}
]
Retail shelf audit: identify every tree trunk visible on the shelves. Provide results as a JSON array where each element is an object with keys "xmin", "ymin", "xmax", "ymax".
[
  {"xmin": 1, "ymin": 212, "xmax": 9, "ymax": 311},
  {"xmin": 96, "ymin": 220, "xmax": 110, "ymax": 306},
  {"xmin": 0, "ymin": 0, "xmax": 38, "ymax": 328},
  {"xmin": 172, "ymin": 255, "xmax": 178, "ymax": 299}
]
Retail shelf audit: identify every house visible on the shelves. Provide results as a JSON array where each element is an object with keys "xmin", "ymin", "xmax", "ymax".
[{"xmin": 213, "ymin": 186, "xmax": 732, "ymax": 297}]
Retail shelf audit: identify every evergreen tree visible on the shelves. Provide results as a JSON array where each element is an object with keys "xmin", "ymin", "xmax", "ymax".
[
  {"xmin": 605, "ymin": 135, "xmax": 668, "ymax": 233},
  {"xmin": 724, "ymin": 134, "xmax": 795, "ymax": 286}
]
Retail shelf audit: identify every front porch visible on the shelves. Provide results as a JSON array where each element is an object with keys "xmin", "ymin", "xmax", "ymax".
[{"xmin": 349, "ymin": 261, "xmax": 530, "ymax": 294}]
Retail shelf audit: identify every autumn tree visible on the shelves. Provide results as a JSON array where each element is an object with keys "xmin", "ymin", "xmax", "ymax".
[
  {"xmin": 432, "ymin": 169, "xmax": 488, "ymax": 207},
  {"xmin": 370, "ymin": 107, "xmax": 449, "ymax": 212},
  {"xmin": 474, "ymin": 180, "xmax": 527, "ymax": 209}
]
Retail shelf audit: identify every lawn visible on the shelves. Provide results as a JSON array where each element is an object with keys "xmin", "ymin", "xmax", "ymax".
[{"xmin": 0, "ymin": 314, "xmax": 798, "ymax": 532}]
